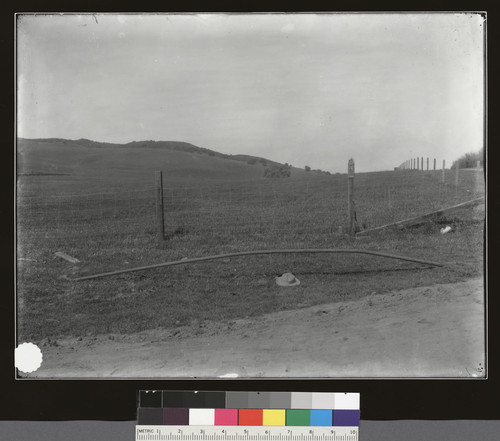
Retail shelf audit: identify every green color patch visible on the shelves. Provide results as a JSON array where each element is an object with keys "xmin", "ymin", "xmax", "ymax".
[{"xmin": 286, "ymin": 409, "xmax": 310, "ymax": 426}]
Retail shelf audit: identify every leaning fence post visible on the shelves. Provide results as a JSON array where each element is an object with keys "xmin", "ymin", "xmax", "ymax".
[
  {"xmin": 155, "ymin": 170, "xmax": 165, "ymax": 241},
  {"xmin": 347, "ymin": 158, "xmax": 355, "ymax": 236}
]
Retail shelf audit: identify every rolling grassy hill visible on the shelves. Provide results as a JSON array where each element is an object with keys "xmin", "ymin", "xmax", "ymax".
[{"xmin": 17, "ymin": 138, "xmax": 297, "ymax": 190}]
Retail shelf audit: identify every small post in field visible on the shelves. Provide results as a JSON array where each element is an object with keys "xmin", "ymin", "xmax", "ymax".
[
  {"xmin": 441, "ymin": 160, "xmax": 446, "ymax": 183},
  {"xmin": 421, "ymin": 157, "xmax": 424, "ymax": 171},
  {"xmin": 433, "ymin": 158, "xmax": 436, "ymax": 171},
  {"xmin": 426, "ymin": 157, "xmax": 429, "ymax": 171},
  {"xmin": 155, "ymin": 170, "xmax": 165, "ymax": 241},
  {"xmin": 347, "ymin": 158, "xmax": 355, "ymax": 236}
]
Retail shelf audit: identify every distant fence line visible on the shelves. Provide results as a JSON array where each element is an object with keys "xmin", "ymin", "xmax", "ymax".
[{"xmin": 396, "ymin": 157, "xmax": 483, "ymax": 172}]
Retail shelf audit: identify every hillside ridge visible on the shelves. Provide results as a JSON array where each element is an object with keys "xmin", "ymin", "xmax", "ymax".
[{"xmin": 17, "ymin": 137, "xmax": 285, "ymax": 168}]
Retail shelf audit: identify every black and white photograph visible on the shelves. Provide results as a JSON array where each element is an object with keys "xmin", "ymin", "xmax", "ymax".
[{"xmin": 16, "ymin": 12, "xmax": 486, "ymax": 378}]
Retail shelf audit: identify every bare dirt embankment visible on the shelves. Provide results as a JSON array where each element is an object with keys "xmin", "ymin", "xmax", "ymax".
[{"xmin": 31, "ymin": 278, "xmax": 484, "ymax": 378}]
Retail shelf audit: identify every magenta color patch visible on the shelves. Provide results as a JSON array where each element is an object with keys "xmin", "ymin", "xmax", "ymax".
[{"xmin": 214, "ymin": 408, "xmax": 238, "ymax": 425}]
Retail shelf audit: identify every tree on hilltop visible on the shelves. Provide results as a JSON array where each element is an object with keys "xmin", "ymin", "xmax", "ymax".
[{"xmin": 452, "ymin": 147, "xmax": 484, "ymax": 169}]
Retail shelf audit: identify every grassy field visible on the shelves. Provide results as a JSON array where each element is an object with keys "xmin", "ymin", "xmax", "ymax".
[{"xmin": 16, "ymin": 139, "xmax": 485, "ymax": 342}]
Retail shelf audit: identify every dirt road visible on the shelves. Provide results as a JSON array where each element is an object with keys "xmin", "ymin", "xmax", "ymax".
[{"xmin": 31, "ymin": 278, "xmax": 484, "ymax": 378}]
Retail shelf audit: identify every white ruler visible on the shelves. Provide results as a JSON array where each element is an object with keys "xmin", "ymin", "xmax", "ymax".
[{"xmin": 135, "ymin": 426, "xmax": 358, "ymax": 441}]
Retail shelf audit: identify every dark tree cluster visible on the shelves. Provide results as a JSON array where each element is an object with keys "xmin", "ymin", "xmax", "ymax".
[
  {"xmin": 451, "ymin": 147, "xmax": 484, "ymax": 169},
  {"xmin": 264, "ymin": 164, "xmax": 291, "ymax": 178}
]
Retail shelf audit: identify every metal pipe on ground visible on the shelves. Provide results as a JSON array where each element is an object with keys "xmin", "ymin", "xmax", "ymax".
[{"xmin": 70, "ymin": 249, "xmax": 444, "ymax": 281}]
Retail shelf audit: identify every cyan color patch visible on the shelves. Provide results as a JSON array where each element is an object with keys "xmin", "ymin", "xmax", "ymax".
[{"xmin": 310, "ymin": 409, "xmax": 333, "ymax": 426}]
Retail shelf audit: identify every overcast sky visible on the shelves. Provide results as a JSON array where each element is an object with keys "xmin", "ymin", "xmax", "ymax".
[{"xmin": 17, "ymin": 13, "xmax": 484, "ymax": 173}]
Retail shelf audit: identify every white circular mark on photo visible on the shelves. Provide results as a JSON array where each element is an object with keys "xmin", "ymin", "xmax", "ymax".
[{"xmin": 15, "ymin": 342, "xmax": 43, "ymax": 373}]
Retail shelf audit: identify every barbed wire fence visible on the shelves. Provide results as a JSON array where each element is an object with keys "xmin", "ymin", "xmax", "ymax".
[{"xmin": 16, "ymin": 160, "xmax": 485, "ymax": 260}]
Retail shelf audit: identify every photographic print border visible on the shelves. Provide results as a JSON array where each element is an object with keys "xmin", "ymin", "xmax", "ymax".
[{"xmin": 3, "ymin": 0, "xmax": 499, "ymax": 423}]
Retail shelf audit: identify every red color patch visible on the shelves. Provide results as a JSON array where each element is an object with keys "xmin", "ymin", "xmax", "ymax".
[{"xmin": 238, "ymin": 409, "xmax": 263, "ymax": 426}]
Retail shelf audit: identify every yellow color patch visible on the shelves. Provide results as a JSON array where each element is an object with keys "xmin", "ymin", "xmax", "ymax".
[{"xmin": 263, "ymin": 409, "xmax": 286, "ymax": 426}]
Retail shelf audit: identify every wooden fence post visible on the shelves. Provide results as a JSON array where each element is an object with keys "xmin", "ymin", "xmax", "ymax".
[
  {"xmin": 441, "ymin": 160, "xmax": 445, "ymax": 183},
  {"xmin": 426, "ymin": 157, "xmax": 429, "ymax": 171},
  {"xmin": 433, "ymin": 158, "xmax": 436, "ymax": 171},
  {"xmin": 155, "ymin": 170, "xmax": 165, "ymax": 241},
  {"xmin": 421, "ymin": 157, "xmax": 424, "ymax": 171},
  {"xmin": 347, "ymin": 158, "xmax": 355, "ymax": 236}
]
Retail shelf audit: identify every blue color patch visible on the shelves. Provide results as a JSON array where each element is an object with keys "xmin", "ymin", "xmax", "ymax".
[
  {"xmin": 310, "ymin": 409, "xmax": 333, "ymax": 426},
  {"xmin": 333, "ymin": 410, "xmax": 360, "ymax": 426}
]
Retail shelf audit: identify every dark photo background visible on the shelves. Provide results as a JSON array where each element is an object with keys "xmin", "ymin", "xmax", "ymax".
[{"xmin": 2, "ymin": 0, "xmax": 499, "ymax": 431}]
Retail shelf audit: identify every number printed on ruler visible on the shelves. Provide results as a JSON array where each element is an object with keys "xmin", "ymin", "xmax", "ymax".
[{"xmin": 135, "ymin": 426, "xmax": 359, "ymax": 441}]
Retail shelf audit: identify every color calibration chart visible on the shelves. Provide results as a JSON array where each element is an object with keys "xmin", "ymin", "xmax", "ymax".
[{"xmin": 136, "ymin": 391, "xmax": 360, "ymax": 441}]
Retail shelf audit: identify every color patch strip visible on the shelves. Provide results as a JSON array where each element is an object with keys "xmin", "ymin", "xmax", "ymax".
[
  {"xmin": 157, "ymin": 391, "xmax": 359, "ymax": 410},
  {"xmin": 215, "ymin": 409, "xmax": 238, "ymax": 426},
  {"xmin": 263, "ymin": 409, "xmax": 286, "ymax": 426},
  {"xmin": 139, "ymin": 391, "xmax": 360, "ymax": 427}
]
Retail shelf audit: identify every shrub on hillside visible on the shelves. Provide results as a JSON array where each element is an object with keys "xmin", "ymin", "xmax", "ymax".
[{"xmin": 264, "ymin": 165, "xmax": 291, "ymax": 178}]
